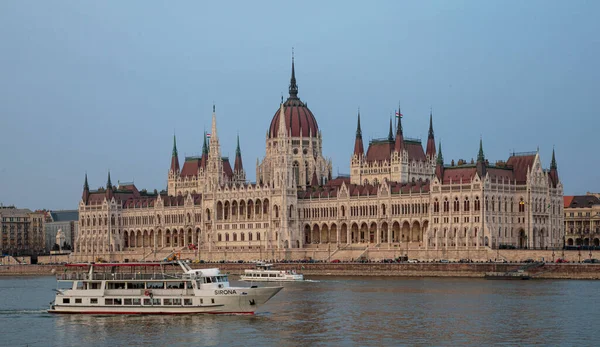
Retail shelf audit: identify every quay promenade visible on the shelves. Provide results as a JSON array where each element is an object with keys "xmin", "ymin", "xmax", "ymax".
[{"xmin": 2, "ymin": 262, "xmax": 600, "ymax": 280}]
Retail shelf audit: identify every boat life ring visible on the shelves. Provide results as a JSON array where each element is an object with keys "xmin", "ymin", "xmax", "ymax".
[{"xmin": 144, "ymin": 289, "xmax": 151, "ymax": 297}]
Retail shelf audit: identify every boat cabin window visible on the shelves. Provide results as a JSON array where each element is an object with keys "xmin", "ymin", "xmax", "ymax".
[
  {"xmin": 76, "ymin": 282, "xmax": 84, "ymax": 290},
  {"xmin": 173, "ymin": 298, "xmax": 182, "ymax": 305},
  {"xmin": 91, "ymin": 298, "xmax": 98, "ymax": 304},
  {"xmin": 269, "ymin": 274, "xmax": 277, "ymax": 277},
  {"xmin": 164, "ymin": 299, "xmax": 173, "ymax": 305},
  {"xmin": 185, "ymin": 281, "xmax": 193, "ymax": 289},
  {"xmin": 152, "ymin": 298, "xmax": 161, "ymax": 305},
  {"xmin": 167, "ymin": 282, "xmax": 185, "ymax": 289},
  {"xmin": 124, "ymin": 298, "xmax": 141, "ymax": 306},
  {"xmin": 200, "ymin": 299, "xmax": 204, "ymax": 304},
  {"xmin": 88, "ymin": 282, "xmax": 101, "ymax": 290},
  {"xmin": 143, "ymin": 298, "xmax": 151, "ymax": 306},
  {"xmin": 184, "ymin": 299, "xmax": 193, "ymax": 306},
  {"xmin": 62, "ymin": 298, "xmax": 70, "ymax": 304},
  {"xmin": 146, "ymin": 282, "xmax": 165, "ymax": 289},
  {"xmin": 75, "ymin": 298, "xmax": 82, "ymax": 304},
  {"xmin": 107, "ymin": 282, "xmax": 126, "ymax": 289},
  {"xmin": 127, "ymin": 282, "xmax": 144, "ymax": 289}
]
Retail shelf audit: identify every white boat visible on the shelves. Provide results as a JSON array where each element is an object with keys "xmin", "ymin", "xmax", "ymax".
[
  {"xmin": 239, "ymin": 262, "xmax": 304, "ymax": 282},
  {"xmin": 48, "ymin": 261, "xmax": 282, "ymax": 315}
]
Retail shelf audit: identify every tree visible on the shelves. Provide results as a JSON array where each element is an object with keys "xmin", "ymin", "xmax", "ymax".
[{"xmin": 52, "ymin": 243, "xmax": 60, "ymax": 251}]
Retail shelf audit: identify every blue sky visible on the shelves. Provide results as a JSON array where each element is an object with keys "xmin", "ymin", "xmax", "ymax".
[{"xmin": 0, "ymin": 1, "xmax": 598, "ymax": 210}]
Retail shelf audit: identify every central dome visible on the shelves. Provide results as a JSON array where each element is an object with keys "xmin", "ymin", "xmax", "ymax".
[{"xmin": 268, "ymin": 59, "xmax": 319, "ymax": 138}]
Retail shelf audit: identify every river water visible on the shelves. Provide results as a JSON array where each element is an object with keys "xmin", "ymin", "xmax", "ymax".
[{"xmin": 0, "ymin": 275, "xmax": 597, "ymax": 346}]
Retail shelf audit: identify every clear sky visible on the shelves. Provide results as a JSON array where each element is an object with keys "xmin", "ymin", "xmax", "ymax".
[{"xmin": 0, "ymin": 1, "xmax": 598, "ymax": 210}]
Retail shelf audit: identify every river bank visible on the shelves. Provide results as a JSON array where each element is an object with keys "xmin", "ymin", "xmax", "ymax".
[{"xmin": 1, "ymin": 262, "xmax": 600, "ymax": 279}]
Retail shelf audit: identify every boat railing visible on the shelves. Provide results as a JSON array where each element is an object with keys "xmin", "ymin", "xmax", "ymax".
[{"xmin": 56, "ymin": 272, "xmax": 188, "ymax": 281}]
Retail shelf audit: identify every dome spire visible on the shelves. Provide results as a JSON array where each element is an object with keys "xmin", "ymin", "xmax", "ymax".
[{"xmin": 289, "ymin": 48, "xmax": 298, "ymax": 99}]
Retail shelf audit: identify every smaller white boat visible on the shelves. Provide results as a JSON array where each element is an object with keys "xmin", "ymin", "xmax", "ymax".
[{"xmin": 239, "ymin": 262, "xmax": 304, "ymax": 282}]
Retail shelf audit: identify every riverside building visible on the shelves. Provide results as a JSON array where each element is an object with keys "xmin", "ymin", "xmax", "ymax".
[
  {"xmin": 74, "ymin": 58, "xmax": 564, "ymax": 259},
  {"xmin": 0, "ymin": 206, "xmax": 45, "ymax": 256}
]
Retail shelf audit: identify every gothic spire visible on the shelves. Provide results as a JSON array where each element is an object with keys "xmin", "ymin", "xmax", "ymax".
[
  {"xmin": 202, "ymin": 132, "xmax": 208, "ymax": 155},
  {"xmin": 551, "ymin": 147, "xmax": 557, "ymax": 169},
  {"xmin": 353, "ymin": 109, "xmax": 364, "ymax": 157},
  {"xmin": 388, "ymin": 117, "xmax": 393, "ymax": 141},
  {"xmin": 476, "ymin": 137, "xmax": 487, "ymax": 178},
  {"xmin": 170, "ymin": 134, "xmax": 180, "ymax": 173},
  {"xmin": 477, "ymin": 137, "xmax": 485, "ymax": 162},
  {"xmin": 394, "ymin": 103, "xmax": 404, "ymax": 153},
  {"xmin": 105, "ymin": 171, "xmax": 114, "ymax": 200},
  {"xmin": 234, "ymin": 134, "xmax": 244, "ymax": 174},
  {"xmin": 428, "ymin": 110, "xmax": 434, "ymax": 138},
  {"xmin": 425, "ymin": 109, "xmax": 436, "ymax": 159},
  {"xmin": 396, "ymin": 102, "xmax": 403, "ymax": 135},
  {"xmin": 356, "ymin": 110, "xmax": 362, "ymax": 138},
  {"xmin": 82, "ymin": 173, "xmax": 90, "ymax": 203},
  {"xmin": 435, "ymin": 141, "xmax": 445, "ymax": 180},
  {"xmin": 84, "ymin": 173, "xmax": 89, "ymax": 191},
  {"xmin": 172, "ymin": 134, "xmax": 178, "ymax": 156},
  {"xmin": 106, "ymin": 171, "xmax": 112, "ymax": 189},
  {"xmin": 289, "ymin": 49, "xmax": 298, "ymax": 99}
]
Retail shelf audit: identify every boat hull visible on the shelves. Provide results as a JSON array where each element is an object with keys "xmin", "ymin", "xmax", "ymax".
[{"xmin": 48, "ymin": 286, "xmax": 282, "ymax": 315}]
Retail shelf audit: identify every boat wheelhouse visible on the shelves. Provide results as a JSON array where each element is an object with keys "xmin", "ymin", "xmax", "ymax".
[
  {"xmin": 239, "ymin": 262, "xmax": 304, "ymax": 282},
  {"xmin": 48, "ymin": 261, "xmax": 282, "ymax": 314}
]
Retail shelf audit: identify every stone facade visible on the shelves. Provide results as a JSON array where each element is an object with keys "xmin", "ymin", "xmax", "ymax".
[
  {"xmin": 0, "ymin": 206, "xmax": 45, "ymax": 255},
  {"xmin": 74, "ymin": 58, "xmax": 564, "ymax": 261},
  {"xmin": 563, "ymin": 194, "xmax": 600, "ymax": 247},
  {"xmin": 44, "ymin": 210, "xmax": 78, "ymax": 252}
]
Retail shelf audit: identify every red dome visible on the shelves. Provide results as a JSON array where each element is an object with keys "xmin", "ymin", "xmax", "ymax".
[
  {"xmin": 269, "ymin": 98, "xmax": 319, "ymax": 138},
  {"xmin": 269, "ymin": 56, "xmax": 319, "ymax": 138}
]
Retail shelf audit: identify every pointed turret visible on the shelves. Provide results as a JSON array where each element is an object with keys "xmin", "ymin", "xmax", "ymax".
[
  {"xmin": 170, "ymin": 134, "xmax": 180, "ymax": 173},
  {"xmin": 388, "ymin": 117, "xmax": 393, "ymax": 141},
  {"xmin": 234, "ymin": 134, "xmax": 244, "ymax": 174},
  {"xmin": 435, "ymin": 141, "xmax": 444, "ymax": 179},
  {"xmin": 549, "ymin": 147, "xmax": 559, "ymax": 187},
  {"xmin": 105, "ymin": 171, "xmax": 114, "ymax": 200},
  {"xmin": 476, "ymin": 137, "xmax": 487, "ymax": 178},
  {"xmin": 277, "ymin": 102, "xmax": 287, "ymax": 138},
  {"xmin": 426, "ymin": 110, "xmax": 436, "ymax": 159},
  {"xmin": 289, "ymin": 51, "xmax": 298, "ymax": 99},
  {"xmin": 394, "ymin": 103, "xmax": 404, "ymax": 153},
  {"xmin": 353, "ymin": 110, "xmax": 364, "ymax": 157},
  {"xmin": 82, "ymin": 173, "xmax": 90, "ymax": 203},
  {"xmin": 200, "ymin": 132, "xmax": 208, "ymax": 169},
  {"xmin": 311, "ymin": 169, "xmax": 319, "ymax": 187}
]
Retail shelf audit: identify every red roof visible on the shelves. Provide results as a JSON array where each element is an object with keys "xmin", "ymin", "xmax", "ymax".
[
  {"xmin": 181, "ymin": 158, "xmax": 201, "ymax": 177},
  {"xmin": 563, "ymin": 196, "xmax": 574, "ymax": 208},
  {"xmin": 506, "ymin": 154, "xmax": 535, "ymax": 184},
  {"xmin": 365, "ymin": 141, "xmax": 394, "ymax": 163},
  {"xmin": 405, "ymin": 141, "xmax": 427, "ymax": 161},
  {"xmin": 269, "ymin": 100, "xmax": 319, "ymax": 138},
  {"xmin": 66, "ymin": 263, "xmax": 162, "ymax": 267},
  {"xmin": 365, "ymin": 140, "xmax": 427, "ymax": 164},
  {"xmin": 442, "ymin": 167, "xmax": 477, "ymax": 184},
  {"xmin": 223, "ymin": 158, "xmax": 233, "ymax": 179}
]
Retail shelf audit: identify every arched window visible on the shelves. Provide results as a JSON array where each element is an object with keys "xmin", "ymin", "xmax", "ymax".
[
  {"xmin": 464, "ymin": 198, "xmax": 470, "ymax": 212},
  {"xmin": 218, "ymin": 233, "xmax": 222, "ymax": 242},
  {"xmin": 434, "ymin": 199, "xmax": 440, "ymax": 213},
  {"xmin": 519, "ymin": 198, "xmax": 525, "ymax": 213},
  {"xmin": 474, "ymin": 197, "xmax": 480, "ymax": 211},
  {"xmin": 225, "ymin": 233, "xmax": 230, "ymax": 242},
  {"xmin": 454, "ymin": 198, "xmax": 460, "ymax": 212},
  {"xmin": 443, "ymin": 198, "xmax": 449, "ymax": 212},
  {"xmin": 256, "ymin": 232, "xmax": 261, "ymax": 241}
]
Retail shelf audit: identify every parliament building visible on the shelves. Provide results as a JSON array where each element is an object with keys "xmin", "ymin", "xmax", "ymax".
[{"xmin": 75, "ymin": 58, "xmax": 564, "ymax": 260}]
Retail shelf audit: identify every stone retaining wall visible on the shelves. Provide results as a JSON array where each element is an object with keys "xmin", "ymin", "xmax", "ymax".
[{"xmin": 3, "ymin": 263, "xmax": 599, "ymax": 280}]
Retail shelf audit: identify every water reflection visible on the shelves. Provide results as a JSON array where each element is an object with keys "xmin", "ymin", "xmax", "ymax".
[{"xmin": 0, "ymin": 276, "xmax": 598, "ymax": 346}]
